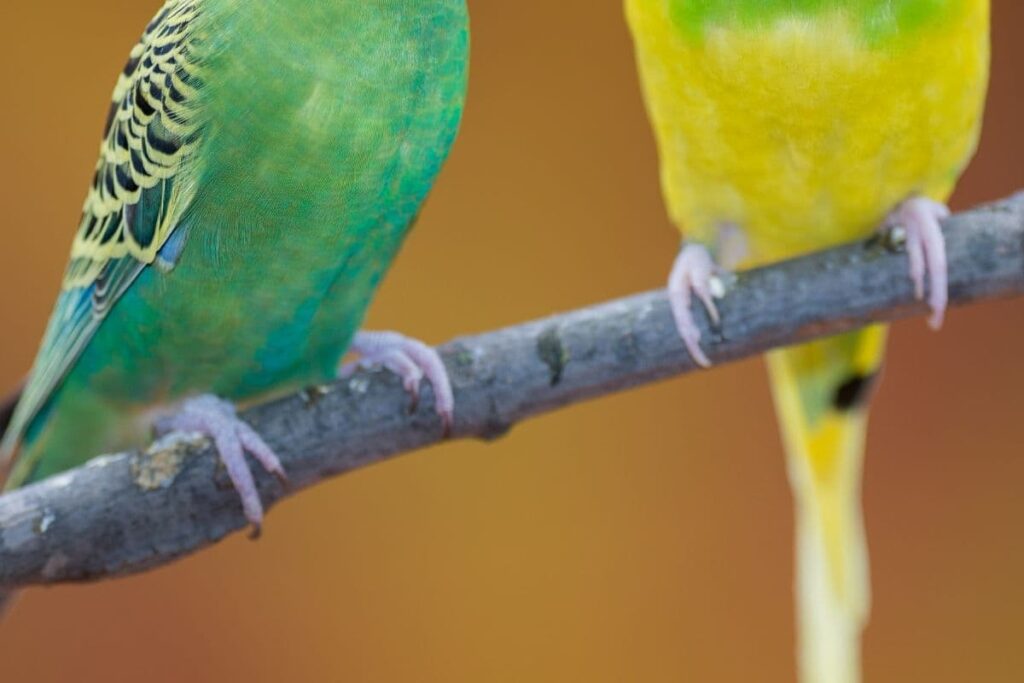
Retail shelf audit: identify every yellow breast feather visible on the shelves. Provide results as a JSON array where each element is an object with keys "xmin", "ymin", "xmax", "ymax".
[{"xmin": 626, "ymin": 0, "xmax": 989, "ymax": 264}]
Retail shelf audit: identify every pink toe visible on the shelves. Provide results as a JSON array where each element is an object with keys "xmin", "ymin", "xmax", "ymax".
[
  {"xmin": 237, "ymin": 424, "xmax": 287, "ymax": 481},
  {"xmin": 211, "ymin": 430, "xmax": 264, "ymax": 527},
  {"xmin": 926, "ymin": 254, "xmax": 948, "ymax": 330},
  {"xmin": 904, "ymin": 224, "xmax": 926, "ymax": 301},
  {"xmin": 345, "ymin": 331, "xmax": 455, "ymax": 431},
  {"xmin": 692, "ymin": 280, "xmax": 721, "ymax": 327},
  {"xmin": 155, "ymin": 395, "xmax": 281, "ymax": 531},
  {"xmin": 383, "ymin": 351, "xmax": 424, "ymax": 396},
  {"xmin": 669, "ymin": 292, "xmax": 711, "ymax": 368},
  {"xmin": 898, "ymin": 198, "xmax": 950, "ymax": 329},
  {"xmin": 403, "ymin": 343, "xmax": 454, "ymax": 422},
  {"xmin": 920, "ymin": 211, "xmax": 948, "ymax": 329},
  {"xmin": 668, "ymin": 244, "xmax": 717, "ymax": 368},
  {"xmin": 683, "ymin": 333, "xmax": 711, "ymax": 369}
]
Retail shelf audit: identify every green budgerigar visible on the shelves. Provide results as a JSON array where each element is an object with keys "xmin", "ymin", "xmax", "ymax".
[{"xmin": 0, "ymin": 0, "xmax": 470, "ymax": 530}]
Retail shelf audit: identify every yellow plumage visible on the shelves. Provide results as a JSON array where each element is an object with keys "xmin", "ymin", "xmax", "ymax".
[
  {"xmin": 766, "ymin": 325, "xmax": 886, "ymax": 683},
  {"xmin": 626, "ymin": 0, "xmax": 988, "ymax": 263},
  {"xmin": 625, "ymin": 1, "xmax": 989, "ymax": 681}
]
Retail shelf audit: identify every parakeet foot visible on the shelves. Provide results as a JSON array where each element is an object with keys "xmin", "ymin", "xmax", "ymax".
[
  {"xmin": 154, "ymin": 395, "xmax": 285, "ymax": 534},
  {"xmin": 339, "ymin": 331, "xmax": 455, "ymax": 435},
  {"xmin": 667, "ymin": 243, "xmax": 724, "ymax": 368},
  {"xmin": 885, "ymin": 197, "xmax": 950, "ymax": 329}
]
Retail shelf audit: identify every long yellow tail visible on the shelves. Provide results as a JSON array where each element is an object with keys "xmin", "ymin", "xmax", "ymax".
[{"xmin": 767, "ymin": 326, "xmax": 887, "ymax": 683}]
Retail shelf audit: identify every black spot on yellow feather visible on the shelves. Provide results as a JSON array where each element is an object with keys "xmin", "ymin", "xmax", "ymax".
[
  {"xmin": 100, "ymin": 218, "xmax": 119, "ymax": 243},
  {"xmin": 65, "ymin": 0, "xmax": 204, "ymax": 290},
  {"xmin": 833, "ymin": 372, "xmax": 880, "ymax": 412},
  {"xmin": 82, "ymin": 215, "xmax": 98, "ymax": 240},
  {"xmin": 103, "ymin": 168, "xmax": 117, "ymax": 196},
  {"xmin": 123, "ymin": 57, "xmax": 140, "ymax": 77},
  {"xmin": 130, "ymin": 149, "xmax": 147, "ymax": 175},
  {"xmin": 123, "ymin": 202, "xmax": 137, "ymax": 235},
  {"xmin": 147, "ymin": 5, "xmax": 171, "ymax": 33},
  {"xmin": 116, "ymin": 165, "xmax": 139, "ymax": 194},
  {"xmin": 168, "ymin": 82, "xmax": 186, "ymax": 104},
  {"xmin": 134, "ymin": 82, "xmax": 155, "ymax": 117}
]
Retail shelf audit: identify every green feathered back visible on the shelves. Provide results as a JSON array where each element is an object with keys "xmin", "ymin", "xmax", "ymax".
[{"xmin": 3, "ymin": 0, "xmax": 469, "ymax": 487}]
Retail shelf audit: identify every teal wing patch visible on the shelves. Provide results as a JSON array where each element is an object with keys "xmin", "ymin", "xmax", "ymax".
[{"xmin": 1, "ymin": 0, "xmax": 206, "ymax": 480}]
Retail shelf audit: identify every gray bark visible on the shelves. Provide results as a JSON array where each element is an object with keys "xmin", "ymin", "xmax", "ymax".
[{"xmin": 1, "ymin": 192, "xmax": 1022, "ymax": 589}]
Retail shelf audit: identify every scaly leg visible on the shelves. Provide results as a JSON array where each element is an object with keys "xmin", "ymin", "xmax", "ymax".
[
  {"xmin": 339, "ymin": 331, "xmax": 455, "ymax": 435},
  {"xmin": 885, "ymin": 197, "xmax": 950, "ymax": 329},
  {"xmin": 667, "ymin": 243, "xmax": 725, "ymax": 368},
  {"xmin": 154, "ymin": 395, "xmax": 286, "ymax": 534}
]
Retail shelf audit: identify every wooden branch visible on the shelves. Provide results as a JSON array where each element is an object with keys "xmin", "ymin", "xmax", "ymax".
[{"xmin": 1, "ymin": 192, "xmax": 1022, "ymax": 589}]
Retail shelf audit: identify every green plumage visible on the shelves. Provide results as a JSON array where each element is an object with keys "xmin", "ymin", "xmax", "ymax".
[
  {"xmin": 669, "ymin": 0, "xmax": 965, "ymax": 43},
  {"xmin": 2, "ymin": 0, "xmax": 469, "ymax": 487}
]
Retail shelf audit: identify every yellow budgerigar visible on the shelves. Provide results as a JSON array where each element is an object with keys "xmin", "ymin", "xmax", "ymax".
[{"xmin": 625, "ymin": 1, "xmax": 989, "ymax": 681}]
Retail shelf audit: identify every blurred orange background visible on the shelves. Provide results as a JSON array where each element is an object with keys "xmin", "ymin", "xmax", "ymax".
[{"xmin": 1, "ymin": 2, "xmax": 1023, "ymax": 681}]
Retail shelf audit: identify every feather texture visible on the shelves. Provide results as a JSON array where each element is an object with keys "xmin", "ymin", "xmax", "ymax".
[
  {"xmin": 2, "ymin": 0, "xmax": 469, "ymax": 488},
  {"xmin": 626, "ymin": 0, "xmax": 988, "ymax": 264},
  {"xmin": 68, "ymin": 0, "xmax": 205, "ymax": 286},
  {"xmin": 1, "ymin": 0, "xmax": 206, "ymax": 470},
  {"xmin": 625, "ymin": 2, "xmax": 989, "ymax": 681}
]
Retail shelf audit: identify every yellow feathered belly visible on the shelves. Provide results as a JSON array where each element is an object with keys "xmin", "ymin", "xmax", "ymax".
[{"xmin": 627, "ymin": 2, "xmax": 989, "ymax": 265}]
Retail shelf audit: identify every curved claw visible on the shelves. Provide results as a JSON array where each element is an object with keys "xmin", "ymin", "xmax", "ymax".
[
  {"xmin": 340, "ymin": 331, "xmax": 455, "ymax": 436},
  {"xmin": 154, "ymin": 395, "xmax": 285, "ymax": 532},
  {"xmin": 887, "ymin": 197, "xmax": 949, "ymax": 330},
  {"xmin": 668, "ymin": 243, "xmax": 724, "ymax": 368}
]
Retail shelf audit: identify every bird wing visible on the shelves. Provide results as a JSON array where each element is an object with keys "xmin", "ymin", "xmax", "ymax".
[{"xmin": 1, "ymin": 0, "xmax": 206, "ymax": 470}]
